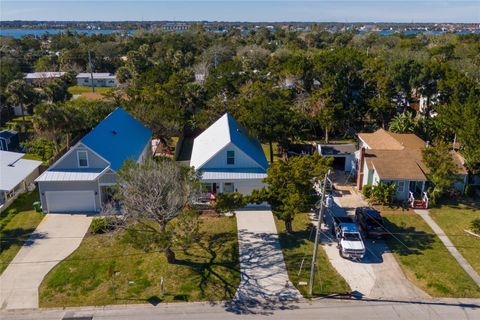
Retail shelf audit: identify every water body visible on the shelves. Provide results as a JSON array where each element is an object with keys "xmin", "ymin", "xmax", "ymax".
[
  {"xmin": 0, "ymin": 28, "xmax": 133, "ymax": 38},
  {"xmin": 0, "ymin": 28, "xmax": 478, "ymax": 39}
]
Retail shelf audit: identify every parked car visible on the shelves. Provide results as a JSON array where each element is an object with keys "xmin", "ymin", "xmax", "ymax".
[
  {"xmin": 355, "ymin": 207, "xmax": 386, "ymax": 238},
  {"xmin": 333, "ymin": 217, "xmax": 366, "ymax": 260}
]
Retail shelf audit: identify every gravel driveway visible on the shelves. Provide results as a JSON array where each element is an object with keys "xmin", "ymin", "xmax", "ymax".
[{"xmin": 0, "ymin": 213, "xmax": 92, "ymax": 310}]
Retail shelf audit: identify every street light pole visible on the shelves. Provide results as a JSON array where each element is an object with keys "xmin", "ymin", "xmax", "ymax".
[{"xmin": 308, "ymin": 169, "xmax": 330, "ymax": 296}]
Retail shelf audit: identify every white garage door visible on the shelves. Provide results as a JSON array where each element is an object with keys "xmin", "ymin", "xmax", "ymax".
[{"xmin": 46, "ymin": 191, "xmax": 96, "ymax": 213}]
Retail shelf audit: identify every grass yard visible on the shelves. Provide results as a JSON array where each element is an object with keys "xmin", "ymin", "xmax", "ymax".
[
  {"xmin": 429, "ymin": 201, "xmax": 480, "ymax": 275},
  {"xmin": 39, "ymin": 215, "xmax": 240, "ymax": 308},
  {"xmin": 274, "ymin": 213, "xmax": 350, "ymax": 297},
  {"xmin": 0, "ymin": 191, "xmax": 44, "ymax": 274},
  {"xmin": 261, "ymin": 142, "xmax": 282, "ymax": 163},
  {"xmin": 68, "ymin": 85, "xmax": 113, "ymax": 95},
  {"xmin": 383, "ymin": 214, "xmax": 480, "ymax": 298}
]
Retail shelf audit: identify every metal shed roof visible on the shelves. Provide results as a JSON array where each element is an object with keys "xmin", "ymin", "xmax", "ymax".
[
  {"xmin": 200, "ymin": 168, "xmax": 267, "ymax": 180},
  {"xmin": 0, "ymin": 151, "xmax": 42, "ymax": 191},
  {"xmin": 35, "ymin": 168, "xmax": 104, "ymax": 182}
]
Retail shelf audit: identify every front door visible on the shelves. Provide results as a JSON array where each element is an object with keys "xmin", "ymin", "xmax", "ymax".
[{"xmin": 409, "ymin": 181, "xmax": 424, "ymax": 197}]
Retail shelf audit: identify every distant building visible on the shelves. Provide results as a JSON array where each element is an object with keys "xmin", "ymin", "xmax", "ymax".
[
  {"xmin": 161, "ymin": 23, "xmax": 189, "ymax": 31},
  {"xmin": 76, "ymin": 73, "xmax": 117, "ymax": 87},
  {"xmin": 24, "ymin": 72, "xmax": 65, "ymax": 85}
]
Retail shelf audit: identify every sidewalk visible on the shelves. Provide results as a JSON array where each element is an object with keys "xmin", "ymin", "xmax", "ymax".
[{"xmin": 415, "ymin": 209, "xmax": 480, "ymax": 288}]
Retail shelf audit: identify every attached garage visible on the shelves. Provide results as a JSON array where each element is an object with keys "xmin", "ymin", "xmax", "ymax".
[{"xmin": 45, "ymin": 190, "xmax": 96, "ymax": 213}]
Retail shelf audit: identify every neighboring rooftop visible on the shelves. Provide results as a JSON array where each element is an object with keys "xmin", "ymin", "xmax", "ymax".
[
  {"xmin": 0, "ymin": 130, "xmax": 17, "ymax": 140},
  {"xmin": 364, "ymin": 149, "xmax": 429, "ymax": 181},
  {"xmin": 190, "ymin": 113, "xmax": 269, "ymax": 170},
  {"xmin": 0, "ymin": 151, "xmax": 42, "ymax": 191},
  {"xmin": 79, "ymin": 107, "xmax": 152, "ymax": 171},
  {"xmin": 24, "ymin": 72, "xmax": 65, "ymax": 79},
  {"xmin": 358, "ymin": 128, "xmax": 426, "ymax": 150},
  {"xmin": 319, "ymin": 143, "xmax": 356, "ymax": 156}
]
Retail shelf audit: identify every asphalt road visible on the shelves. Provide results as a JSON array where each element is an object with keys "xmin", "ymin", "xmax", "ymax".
[{"xmin": 1, "ymin": 298, "xmax": 479, "ymax": 320}]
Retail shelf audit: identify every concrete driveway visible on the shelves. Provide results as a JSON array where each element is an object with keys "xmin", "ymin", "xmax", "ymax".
[
  {"xmin": 320, "ymin": 184, "xmax": 428, "ymax": 299},
  {"xmin": 228, "ymin": 210, "xmax": 301, "ymax": 313},
  {"xmin": 0, "ymin": 213, "xmax": 92, "ymax": 310}
]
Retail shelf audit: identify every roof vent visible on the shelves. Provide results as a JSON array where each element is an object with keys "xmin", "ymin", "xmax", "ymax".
[{"xmin": 111, "ymin": 130, "xmax": 118, "ymax": 136}]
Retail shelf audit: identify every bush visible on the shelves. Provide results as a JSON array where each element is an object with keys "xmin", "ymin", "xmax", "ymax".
[
  {"xmin": 90, "ymin": 217, "xmax": 116, "ymax": 234},
  {"xmin": 362, "ymin": 185, "xmax": 373, "ymax": 199},
  {"xmin": 464, "ymin": 184, "xmax": 474, "ymax": 198},
  {"xmin": 214, "ymin": 192, "xmax": 246, "ymax": 213},
  {"xmin": 471, "ymin": 218, "xmax": 480, "ymax": 234},
  {"xmin": 364, "ymin": 182, "xmax": 396, "ymax": 205}
]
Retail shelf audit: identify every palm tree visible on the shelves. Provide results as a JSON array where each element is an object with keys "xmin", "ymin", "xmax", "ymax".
[
  {"xmin": 389, "ymin": 112, "xmax": 418, "ymax": 133},
  {"xmin": 6, "ymin": 80, "xmax": 37, "ymax": 133}
]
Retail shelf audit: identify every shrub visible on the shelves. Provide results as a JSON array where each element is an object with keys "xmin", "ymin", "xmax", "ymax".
[
  {"xmin": 214, "ymin": 192, "xmax": 246, "ymax": 213},
  {"xmin": 362, "ymin": 185, "xmax": 373, "ymax": 199},
  {"xmin": 90, "ymin": 217, "xmax": 116, "ymax": 234},
  {"xmin": 365, "ymin": 182, "xmax": 396, "ymax": 205},
  {"xmin": 471, "ymin": 218, "xmax": 480, "ymax": 234},
  {"xmin": 464, "ymin": 184, "xmax": 474, "ymax": 198}
]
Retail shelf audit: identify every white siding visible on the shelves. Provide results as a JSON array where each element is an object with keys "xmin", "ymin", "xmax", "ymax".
[
  {"xmin": 201, "ymin": 143, "xmax": 263, "ymax": 170},
  {"xmin": 201, "ymin": 178, "xmax": 266, "ymax": 196}
]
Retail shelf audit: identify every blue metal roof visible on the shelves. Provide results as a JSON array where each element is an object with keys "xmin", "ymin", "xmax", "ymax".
[
  {"xmin": 340, "ymin": 223, "xmax": 360, "ymax": 233},
  {"xmin": 81, "ymin": 107, "xmax": 151, "ymax": 171},
  {"xmin": 226, "ymin": 113, "xmax": 269, "ymax": 170},
  {"xmin": 0, "ymin": 130, "xmax": 17, "ymax": 140}
]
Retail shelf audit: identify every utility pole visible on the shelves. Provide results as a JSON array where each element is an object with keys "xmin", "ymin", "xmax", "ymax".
[
  {"xmin": 88, "ymin": 49, "xmax": 95, "ymax": 93},
  {"xmin": 308, "ymin": 169, "xmax": 330, "ymax": 296}
]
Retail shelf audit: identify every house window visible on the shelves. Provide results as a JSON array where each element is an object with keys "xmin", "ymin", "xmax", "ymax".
[
  {"xmin": 84, "ymin": 79, "xmax": 89, "ymax": 83},
  {"xmin": 77, "ymin": 150, "xmax": 89, "ymax": 167},
  {"xmin": 227, "ymin": 150, "xmax": 235, "ymax": 165},
  {"xmin": 397, "ymin": 181, "xmax": 405, "ymax": 193}
]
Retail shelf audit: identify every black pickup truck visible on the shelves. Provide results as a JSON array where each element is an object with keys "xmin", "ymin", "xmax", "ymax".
[{"xmin": 355, "ymin": 207, "xmax": 387, "ymax": 238}]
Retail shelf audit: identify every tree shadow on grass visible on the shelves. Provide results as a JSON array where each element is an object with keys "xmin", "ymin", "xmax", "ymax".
[
  {"xmin": 382, "ymin": 217, "xmax": 435, "ymax": 256},
  {"xmin": 0, "ymin": 228, "xmax": 47, "ymax": 254},
  {"xmin": 173, "ymin": 231, "xmax": 241, "ymax": 302}
]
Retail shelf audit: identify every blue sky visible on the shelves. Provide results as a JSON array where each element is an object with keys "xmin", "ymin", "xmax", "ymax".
[{"xmin": 1, "ymin": 1, "xmax": 479, "ymax": 23}]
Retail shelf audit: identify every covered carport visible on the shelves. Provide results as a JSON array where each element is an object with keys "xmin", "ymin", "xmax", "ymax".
[{"xmin": 318, "ymin": 144, "xmax": 356, "ymax": 172}]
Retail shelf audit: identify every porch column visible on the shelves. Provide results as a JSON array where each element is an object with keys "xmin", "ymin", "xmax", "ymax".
[{"xmin": 421, "ymin": 181, "xmax": 425, "ymax": 193}]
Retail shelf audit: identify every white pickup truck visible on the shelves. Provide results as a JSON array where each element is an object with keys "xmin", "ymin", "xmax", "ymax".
[{"xmin": 333, "ymin": 217, "xmax": 366, "ymax": 260}]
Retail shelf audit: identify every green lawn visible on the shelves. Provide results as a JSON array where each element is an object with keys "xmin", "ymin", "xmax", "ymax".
[
  {"xmin": 261, "ymin": 142, "xmax": 282, "ymax": 163},
  {"xmin": 39, "ymin": 215, "xmax": 240, "ymax": 307},
  {"xmin": 0, "ymin": 191, "xmax": 44, "ymax": 274},
  {"xmin": 68, "ymin": 86, "xmax": 113, "ymax": 95},
  {"xmin": 274, "ymin": 213, "xmax": 350, "ymax": 297},
  {"xmin": 383, "ymin": 214, "xmax": 480, "ymax": 298},
  {"xmin": 429, "ymin": 201, "xmax": 480, "ymax": 275}
]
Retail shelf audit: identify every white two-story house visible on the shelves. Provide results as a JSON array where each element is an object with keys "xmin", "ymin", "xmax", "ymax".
[
  {"xmin": 190, "ymin": 113, "xmax": 269, "ymax": 196},
  {"xmin": 36, "ymin": 108, "xmax": 151, "ymax": 213}
]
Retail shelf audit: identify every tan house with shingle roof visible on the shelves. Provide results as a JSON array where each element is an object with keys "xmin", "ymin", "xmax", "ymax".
[{"xmin": 357, "ymin": 129, "xmax": 467, "ymax": 201}]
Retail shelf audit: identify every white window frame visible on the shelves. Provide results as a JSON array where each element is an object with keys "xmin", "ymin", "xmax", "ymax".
[
  {"xmin": 397, "ymin": 180, "xmax": 405, "ymax": 193},
  {"xmin": 77, "ymin": 150, "xmax": 89, "ymax": 168},
  {"xmin": 226, "ymin": 150, "xmax": 235, "ymax": 165}
]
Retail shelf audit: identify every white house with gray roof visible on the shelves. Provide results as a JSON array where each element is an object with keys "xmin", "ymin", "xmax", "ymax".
[
  {"xmin": 76, "ymin": 73, "xmax": 117, "ymax": 87},
  {"xmin": 0, "ymin": 151, "xmax": 42, "ymax": 211},
  {"xmin": 190, "ymin": 113, "xmax": 269, "ymax": 196}
]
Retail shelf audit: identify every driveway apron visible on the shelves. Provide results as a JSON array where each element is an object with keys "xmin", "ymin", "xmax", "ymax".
[
  {"xmin": 0, "ymin": 213, "xmax": 92, "ymax": 310},
  {"xmin": 233, "ymin": 210, "xmax": 301, "ymax": 307}
]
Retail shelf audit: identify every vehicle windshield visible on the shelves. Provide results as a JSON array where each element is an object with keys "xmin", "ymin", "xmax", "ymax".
[{"xmin": 344, "ymin": 232, "xmax": 361, "ymax": 241}]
